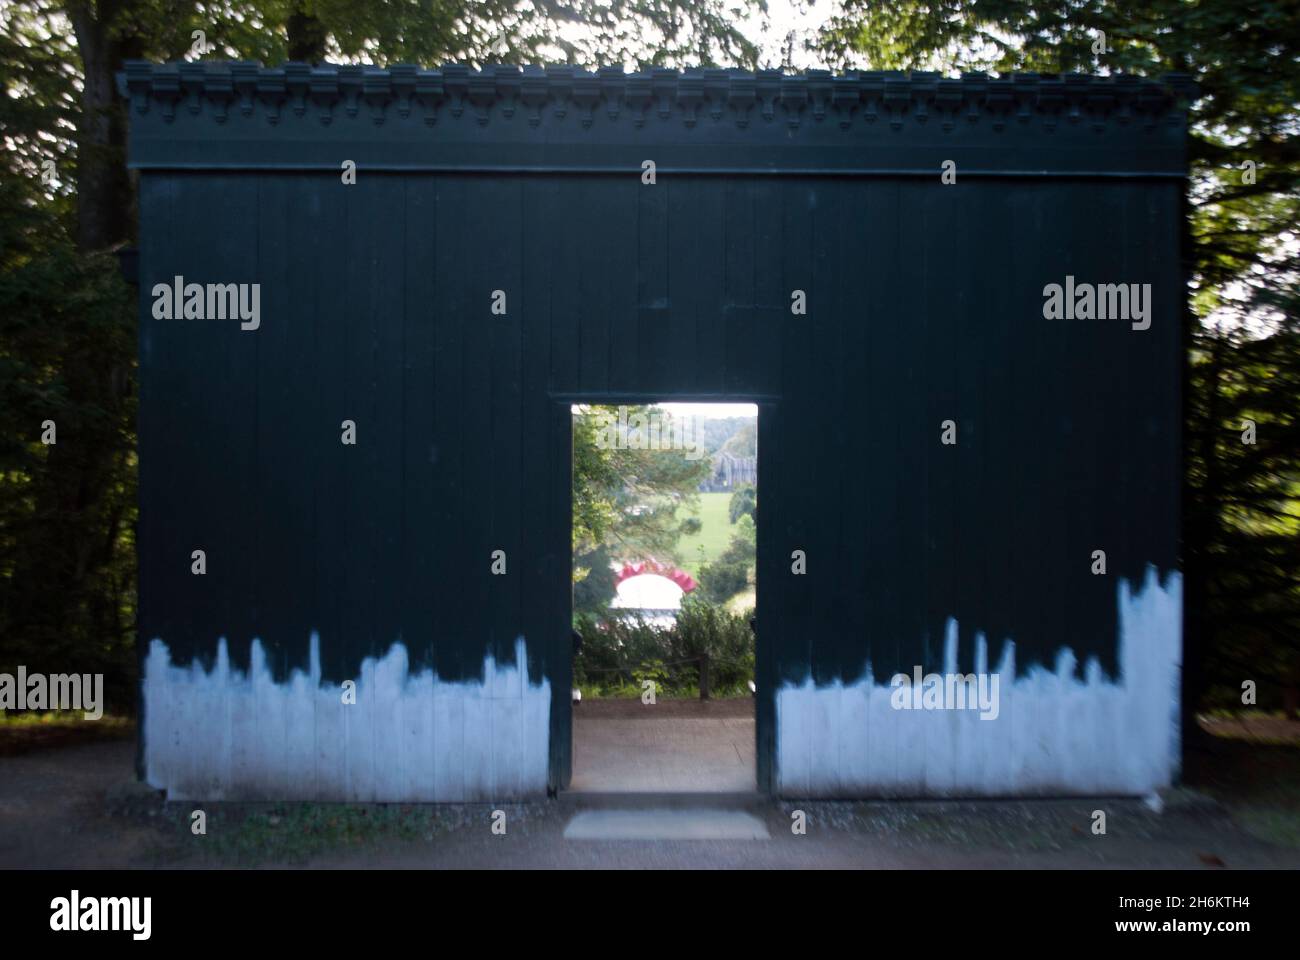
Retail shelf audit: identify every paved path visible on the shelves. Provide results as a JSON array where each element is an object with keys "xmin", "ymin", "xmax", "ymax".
[
  {"xmin": 0, "ymin": 739, "xmax": 165, "ymax": 869},
  {"xmin": 3, "ymin": 733, "xmax": 1299, "ymax": 869},
  {"xmin": 571, "ymin": 697, "xmax": 755, "ymax": 792}
]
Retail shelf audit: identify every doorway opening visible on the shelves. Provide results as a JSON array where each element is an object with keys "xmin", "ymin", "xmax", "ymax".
[{"xmin": 569, "ymin": 402, "xmax": 758, "ymax": 793}]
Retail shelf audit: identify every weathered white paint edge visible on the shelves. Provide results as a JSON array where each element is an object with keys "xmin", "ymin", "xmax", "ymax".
[
  {"xmin": 143, "ymin": 634, "xmax": 550, "ymax": 802},
  {"xmin": 775, "ymin": 566, "xmax": 1182, "ymax": 798}
]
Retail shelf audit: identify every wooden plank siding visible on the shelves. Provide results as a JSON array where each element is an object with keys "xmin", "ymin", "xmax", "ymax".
[{"xmin": 127, "ymin": 65, "xmax": 1191, "ymax": 800}]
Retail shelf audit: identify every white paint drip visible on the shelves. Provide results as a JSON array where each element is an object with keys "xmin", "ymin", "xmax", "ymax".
[
  {"xmin": 776, "ymin": 566, "xmax": 1182, "ymax": 798},
  {"xmin": 143, "ymin": 634, "xmax": 550, "ymax": 801}
]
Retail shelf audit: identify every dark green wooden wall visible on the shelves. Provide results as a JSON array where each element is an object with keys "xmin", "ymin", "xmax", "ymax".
[{"xmin": 128, "ymin": 64, "xmax": 1191, "ymax": 796}]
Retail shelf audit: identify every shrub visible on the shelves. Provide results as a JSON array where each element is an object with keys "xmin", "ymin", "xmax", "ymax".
[
  {"xmin": 728, "ymin": 484, "xmax": 756, "ymax": 525},
  {"xmin": 672, "ymin": 595, "xmax": 754, "ymax": 694},
  {"xmin": 699, "ymin": 514, "xmax": 755, "ymax": 603},
  {"xmin": 573, "ymin": 596, "xmax": 755, "ymax": 698}
]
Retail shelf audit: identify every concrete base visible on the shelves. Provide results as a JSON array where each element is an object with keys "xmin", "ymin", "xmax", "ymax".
[{"xmin": 570, "ymin": 697, "xmax": 756, "ymax": 793}]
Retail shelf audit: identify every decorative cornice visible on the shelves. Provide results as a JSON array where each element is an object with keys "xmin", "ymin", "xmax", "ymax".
[
  {"xmin": 121, "ymin": 61, "xmax": 1196, "ymax": 131},
  {"xmin": 119, "ymin": 62, "xmax": 1196, "ymax": 177}
]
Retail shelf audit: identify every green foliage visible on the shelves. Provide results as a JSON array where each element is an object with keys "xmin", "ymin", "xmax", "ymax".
[
  {"xmin": 699, "ymin": 513, "xmax": 756, "ymax": 604},
  {"xmin": 719, "ymin": 421, "xmax": 757, "ymax": 457},
  {"xmin": 572, "ymin": 412, "xmax": 621, "ymax": 557},
  {"xmin": 673, "ymin": 593, "xmax": 755, "ymax": 692},
  {"xmin": 571, "ymin": 405, "xmax": 711, "ymax": 596},
  {"xmin": 728, "ymin": 483, "xmax": 756, "ymax": 525},
  {"xmin": 573, "ymin": 544, "xmax": 619, "ymax": 617},
  {"xmin": 698, "ymin": 554, "xmax": 749, "ymax": 604},
  {"xmin": 0, "ymin": 712, "xmax": 134, "ymax": 755},
  {"xmin": 572, "ymin": 610, "xmax": 673, "ymax": 691},
  {"xmin": 630, "ymin": 659, "xmax": 671, "ymax": 695},
  {"xmin": 695, "ymin": 415, "xmax": 757, "ymax": 454},
  {"xmin": 1189, "ymin": 318, "xmax": 1300, "ymax": 713},
  {"xmin": 191, "ymin": 0, "xmax": 764, "ymax": 67},
  {"xmin": 0, "ymin": 178, "xmax": 137, "ymax": 709},
  {"xmin": 574, "ymin": 597, "xmax": 755, "ymax": 697}
]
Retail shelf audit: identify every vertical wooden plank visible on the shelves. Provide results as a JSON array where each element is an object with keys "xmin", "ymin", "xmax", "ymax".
[
  {"xmin": 400, "ymin": 172, "xmax": 438, "ymax": 667},
  {"xmin": 548, "ymin": 399, "xmax": 574, "ymax": 791},
  {"xmin": 775, "ymin": 179, "xmax": 814, "ymax": 691},
  {"xmin": 348, "ymin": 657, "xmax": 377, "ymax": 800},
  {"xmin": 804, "ymin": 180, "xmax": 838, "ymax": 687},
  {"xmin": 309, "ymin": 171, "xmax": 352, "ymax": 798},
  {"xmin": 661, "ymin": 179, "xmax": 700, "ymax": 394},
  {"xmin": 462, "ymin": 687, "xmax": 492, "ymax": 798},
  {"xmin": 861, "ymin": 179, "xmax": 902, "ymax": 688},
  {"xmin": 604, "ymin": 177, "xmax": 640, "ymax": 393},
  {"xmin": 575, "ymin": 175, "xmax": 610, "ymax": 394},
  {"xmin": 253, "ymin": 173, "xmax": 302, "ymax": 681},
  {"xmin": 751, "ymin": 177, "xmax": 786, "ymax": 394},
  {"xmin": 517, "ymin": 174, "xmax": 553, "ymax": 702},
  {"xmin": 433, "ymin": 692, "xmax": 466, "ymax": 801},
  {"xmin": 549, "ymin": 179, "xmax": 582, "ymax": 394},
  {"xmin": 135, "ymin": 175, "xmax": 179, "ymax": 663},
  {"xmin": 430, "ymin": 174, "xmax": 469, "ymax": 681},
  {"xmin": 693, "ymin": 180, "xmax": 726, "ymax": 396},
  {"xmin": 312, "ymin": 170, "xmax": 349, "ymax": 688},
  {"xmin": 279, "ymin": 173, "xmax": 321, "ymax": 792},
  {"xmin": 833, "ymin": 176, "xmax": 870, "ymax": 791},
  {"xmin": 212, "ymin": 174, "xmax": 262, "ymax": 668},
  {"xmin": 484, "ymin": 175, "xmax": 524, "ymax": 668},
  {"xmin": 723, "ymin": 178, "xmax": 756, "ymax": 396},
  {"xmin": 366, "ymin": 175, "xmax": 406, "ymax": 659},
  {"xmin": 402, "ymin": 175, "xmax": 439, "ymax": 796},
  {"xmin": 636, "ymin": 173, "xmax": 671, "ymax": 393},
  {"xmin": 456, "ymin": 176, "xmax": 497, "ymax": 786},
  {"xmin": 831, "ymin": 178, "xmax": 868, "ymax": 688}
]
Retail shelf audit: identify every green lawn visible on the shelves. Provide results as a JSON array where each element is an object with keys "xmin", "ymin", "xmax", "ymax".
[{"xmin": 676, "ymin": 491, "xmax": 735, "ymax": 576}]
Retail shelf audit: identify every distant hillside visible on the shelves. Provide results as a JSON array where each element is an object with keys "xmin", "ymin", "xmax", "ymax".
[
  {"xmin": 697, "ymin": 417, "xmax": 755, "ymax": 455},
  {"xmin": 719, "ymin": 422, "xmax": 757, "ymax": 458}
]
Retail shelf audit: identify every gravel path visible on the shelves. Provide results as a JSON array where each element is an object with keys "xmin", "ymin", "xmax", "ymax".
[{"xmin": 2, "ymin": 735, "xmax": 1298, "ymax": 869}]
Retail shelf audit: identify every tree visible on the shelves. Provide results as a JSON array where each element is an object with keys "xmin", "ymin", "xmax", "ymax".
[
  {"xmin": 572, "ymin": 405, "xmax": 712, "ymax": 607},
  {"xmin": 729, "ymin": 483, "xmax": 756, "ymax": 525},
  {"xmin": 719, "ymin": 420, "xmax": 756, "ymax": 457},
  {"xmin": 1188, "ymin": 309, "xmax": 1300, "ymax": 715},
  {"xmin": 699, "ymin": 513, "xmax": 756, "ymax": 604},
  {"xmin": 0, "ymin": 175, "xmax": 137, "ymax": 705}
]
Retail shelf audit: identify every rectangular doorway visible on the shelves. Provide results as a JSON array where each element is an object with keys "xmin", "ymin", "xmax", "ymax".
[{"xmin": 567, "ymin": 401, "xmax": 759, "ymax": 793}]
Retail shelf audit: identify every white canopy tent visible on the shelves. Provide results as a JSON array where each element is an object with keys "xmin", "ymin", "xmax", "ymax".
[{"xmin": 609, "ymin": 573, "xmax": 685, "ymax": 629}]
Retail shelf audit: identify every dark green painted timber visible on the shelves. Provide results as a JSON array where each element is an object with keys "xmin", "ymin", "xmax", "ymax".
[{"xmin": 125, "ymin": 63, "xmax": 1191, "ymax": 794}]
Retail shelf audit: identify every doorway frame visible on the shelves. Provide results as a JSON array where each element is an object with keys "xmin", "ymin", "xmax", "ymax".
[{"xmin": 549, "ymin": 393, "xmax": 778, "ymax": 795}]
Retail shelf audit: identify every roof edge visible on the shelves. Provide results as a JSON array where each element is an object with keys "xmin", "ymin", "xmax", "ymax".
[{"xmin": 117, "ymin": 61, "xmax": 1198, "ymax": 129}]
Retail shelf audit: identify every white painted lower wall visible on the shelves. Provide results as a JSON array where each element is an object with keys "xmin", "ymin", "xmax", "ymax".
[
  {"xmin": 775, "ymin": 567, "xmax": 1182, "ymax": 798},
  {"xmin": 144, "ymin": 568, "xmax": 1180, "ymax": 801},
  {"xmin": 143, "ymin": 634, "xmax": 550, "ymax": 801}
]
